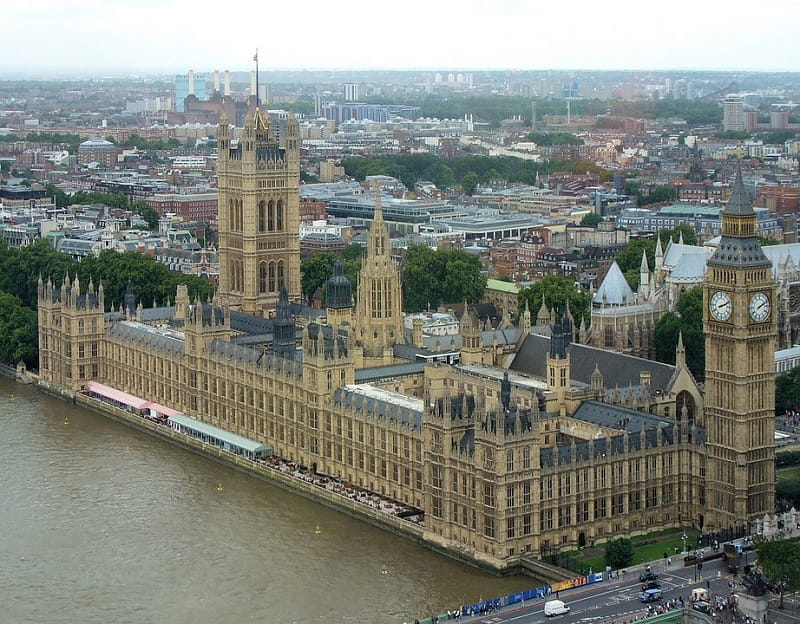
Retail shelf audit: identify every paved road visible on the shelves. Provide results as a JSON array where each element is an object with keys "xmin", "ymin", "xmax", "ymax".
[{"xmin": 460, "ymin": 551, "xmax": 736, "ymax": 624}]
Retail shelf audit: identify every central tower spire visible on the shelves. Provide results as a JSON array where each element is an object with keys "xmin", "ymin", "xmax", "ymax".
[{"xmin": 354, "ymin": 187, "xmax": 403, "ymax": 366}]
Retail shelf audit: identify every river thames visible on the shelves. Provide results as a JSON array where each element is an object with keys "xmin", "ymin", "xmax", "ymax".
[{"xmin": 0, "ymin": 377, "xmax": 534, "ymax": 624}]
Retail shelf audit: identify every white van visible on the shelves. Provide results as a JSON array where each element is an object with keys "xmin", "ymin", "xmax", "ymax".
[{"xmin": 544, "ymin": 599, "xmax": 570, "ymax": 616}]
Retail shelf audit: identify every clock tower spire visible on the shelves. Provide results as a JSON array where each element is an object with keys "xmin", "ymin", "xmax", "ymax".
[{"xmin": 703, "ymin": 165, "xmax": 776, "ymax": 531}]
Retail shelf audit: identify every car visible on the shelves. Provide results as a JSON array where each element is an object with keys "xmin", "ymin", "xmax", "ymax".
[
  {"xmin": 639, "ymin": 571, "xmax": 659, "ymax": 583},
  {"xmin": 642, "ymin": 580, "xmax": 661, "ymax": 591},
  {"xmin": 640, "ymin": 588, "xmax": 663, "ymax": 603}
]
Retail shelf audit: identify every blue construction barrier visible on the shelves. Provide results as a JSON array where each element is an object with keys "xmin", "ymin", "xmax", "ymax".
[{"xmin": 415, "ymin": 571, "xmax": 606, "ymax": 621}]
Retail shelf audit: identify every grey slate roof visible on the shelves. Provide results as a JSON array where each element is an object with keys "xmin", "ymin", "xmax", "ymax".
[
  {"xmin": 355, "ymin": 362, "xmax": 426, "ymax": 383},
  {"xmin": 108, "ymin": 321, "xmax": 185, "ymax": 355},
  {"xmin": 572, "ymin": 400, "xmax": 677, "ymax": 434},
  {"xmin": 230, "ymin": 310, "xmax": 273, "ymax": 335},
  {"xmin": 510, "ymin": 334, "xmax": 676, "ymax": 391},
  {"xmin": 593, "ymin": 261, "xmax": 635, "ymax": 305},
  {"xmin": 669, "ymin": 249, "xmax": 712, "ymax": 280},
  {"xmin": 332, "ymin": 386, "xmax": 422, "ymax": 430}
]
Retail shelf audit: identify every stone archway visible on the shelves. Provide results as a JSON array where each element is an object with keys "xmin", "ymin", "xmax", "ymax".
[{"xmin": 578, "ymin": 532, "xmax": 587, "ymax": 548}]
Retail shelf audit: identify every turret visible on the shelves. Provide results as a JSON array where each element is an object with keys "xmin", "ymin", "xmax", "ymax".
[
  {"xmin": 639, "ymin": 249, "xmax": 650, "ymax": 301},
  {"xmin": 536, "ymin": 295, "xmax": 550, "ymax": 325},
  {"xmin": 286, "ymin": 109, "xmax": 300, "ymax": 155},
  {"xmin": 124, "ymin": 281, "xmax": 136, "ymax": 319},
  {"xmin": 591, "ymin": 363, "xmax": 604, "ymax": 400},
  {"xmin": 412, "ymin": 317, "xmax": 424, "ymax": 348},
  {"xmin": 273, "ymin": 287, "xmax": 297, "ymax": 358},
  {"xmin": 520, "ymin": 297, "xmax": 531, "ymax": 329},
  {"xmin": 217, "ymin": 100, "xmax": 231, "ymax": 156}
]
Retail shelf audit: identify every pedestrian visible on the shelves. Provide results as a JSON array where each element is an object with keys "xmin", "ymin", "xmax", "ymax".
[{"xmin": 668, "ymin": 557, "xmax": 672, "ymax": 566}]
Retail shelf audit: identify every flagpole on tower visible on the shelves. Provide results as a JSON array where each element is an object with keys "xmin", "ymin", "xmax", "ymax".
[{"xmin": 254, "ymin": 49, "xmax": 259, "ymax": 108}]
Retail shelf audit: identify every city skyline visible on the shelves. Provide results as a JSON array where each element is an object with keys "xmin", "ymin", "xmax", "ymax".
[{"xmin": 4, "ymin": 0, "xmax": 800, "ymax": 77}]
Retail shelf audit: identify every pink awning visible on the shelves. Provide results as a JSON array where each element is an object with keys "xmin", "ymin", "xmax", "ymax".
[
  {"xmin": 143, "ymin": 402, "xmax": 180, "ymax": 417},
  {"xmin": 86, "ymin": 381, "xmax": 149, "ymax": 410}
]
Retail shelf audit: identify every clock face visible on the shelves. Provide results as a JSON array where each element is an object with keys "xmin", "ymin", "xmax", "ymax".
[
  {"xmin": 749, "ymin": 292, "xmax": 770, "ymax": 322},
  {"xmin": 710, "ymin": 291, "xmax": 732, "ymax": 321}
]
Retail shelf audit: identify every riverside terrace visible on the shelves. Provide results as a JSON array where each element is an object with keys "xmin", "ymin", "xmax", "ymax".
[{"xmin": 82, "ymin": 380, "xmax": 424, "ymax": 523}]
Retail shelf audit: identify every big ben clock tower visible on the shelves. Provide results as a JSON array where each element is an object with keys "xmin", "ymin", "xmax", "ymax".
[{"xmin": 704, "ymin": 167, "xmax": 776, "ymax": 531}]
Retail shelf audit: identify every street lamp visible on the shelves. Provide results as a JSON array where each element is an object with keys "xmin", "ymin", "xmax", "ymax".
[{"xmin": 682, "ymin": 533, "xmax": 688, "ymax": 555}]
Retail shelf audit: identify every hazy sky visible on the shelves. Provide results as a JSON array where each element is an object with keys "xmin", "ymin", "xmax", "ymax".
[{"xmin": 4, "ymin": 0, "xmax": 799, "ymax": 76}]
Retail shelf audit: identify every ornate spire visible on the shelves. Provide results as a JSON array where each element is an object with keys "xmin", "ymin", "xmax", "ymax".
[
  {"xmin": 675, "ymin": 330, "xmax": 686, "ymax": 369},
  {"xmin": 725, "ymin": 165, "xmax": 754, "ymax": 216}
]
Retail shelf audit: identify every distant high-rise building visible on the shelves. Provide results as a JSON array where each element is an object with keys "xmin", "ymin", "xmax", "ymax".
[
  {"xmin": 771, "ymin": 108, "xmax": 789, "ymax": 130},
  {"xmin": 562, "ymin": 81, "xmax": 578, "ymax": 99},
  {"xmin": 722, "ymin": 95, "xmax": 745, "ymax": 132},
  {"xmin": 343, "ymin": 83, "xmax": 359, "ymax": 101},
  {"xmin": 744, "ymin": 110, "xmax": 759, "ymax": 133},
  {"xmin": 530, "ymin": 101, "xmax": 536, "ymax": 131},
  {"xmin": 175, "ymin": 70, "xmax": 207, "ymax": 113}
]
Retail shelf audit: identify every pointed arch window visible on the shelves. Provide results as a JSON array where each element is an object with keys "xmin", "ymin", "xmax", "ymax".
[
  {"xmin": 259, "ymin": 262, "xmax": 267, "ymax": 293},
  {"xmin": 268, "ymin": 200, "xmax": 275, "ymax": 232},
  {"xmin": 276, "ymin": 199, "xmax": 284, "ymax": 231},
  {"xmin": 258, "ymin": 201, "xmax": 266, "ymax": 232},
  {"xmin": 277, "ymin": 261, "xmax": 285, "ymax": 291},
  {"xmin": 268, "ymin": 262, "xmax": 276, "ymax": 292}
]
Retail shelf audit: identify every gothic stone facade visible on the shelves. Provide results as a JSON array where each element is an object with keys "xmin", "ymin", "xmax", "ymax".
[{"xmin": 37, "ymin": 171, "xmax": 775, "ymax": 574}]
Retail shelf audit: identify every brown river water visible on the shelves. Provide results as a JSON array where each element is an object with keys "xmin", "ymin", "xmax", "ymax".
[{"xmin": 0, "ymin": 378, "xmax": 534, "ymax": 624}]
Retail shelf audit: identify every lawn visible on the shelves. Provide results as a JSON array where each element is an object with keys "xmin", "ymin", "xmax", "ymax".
[
  {"xmin": 577, "ymin": 528, "xmax": 695, "ymax": 574},
  {"xmin": 777, "ymin": 466, "xmax": 800, "ymax": 506}
]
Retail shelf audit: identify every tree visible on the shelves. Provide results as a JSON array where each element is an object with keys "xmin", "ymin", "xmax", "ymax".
[
  {"xmin": 604, "ymin": 538, "xmax": 634, "ymax": 569},
  {"xmin": 131, "ymin": 201, "xmax": 159, "ymax": 230},
  {"xmin": 667, "ymin": 223, "xmax": 697, "ymax": 246},
  {"xmin": 342, "ymin": 243, "xmax": 366, "ymax": 262},
  {"xmin": 776, "ymin": 367, "xmax": 800, "ymax": 414},
  {"xmin": 754, "ymin": 539, "xmax": 800, "ymax": 607},
  {"xmin": 422, "ymin": 162, "xmax": 454, "ymax": 189},
  {"xmin": 440, "ymin": 250, "xmax": 486, "ymax": 305},
  {"xmin": 402, "ymin": 245, "xmax": 486, "ymax": 312},
  {"xmin": 45, "ymin": 183, "xmax": 69, "ymax": 208},
  {"xmin": 580, "ymin": 213, "xmax": 602, "ymax": 227},
  {"xmin": 300, "ymin": 253, "xmax": 336, "ymax": 303},
  {"xmin": 0, "ymin": 292, "xmax": 38, "ymax": 368},
  {"xmin": 526, "ymin": 132, "xmax": 584, "ymax": 146},
  {"xmin": 461, "ymin": 172, "xmax": 480, "ymax": 196},
  {"xmin": 517, "ymin": 275, "xmax": 592, "ymax": 331},
  {"xmin": 653, "ymin": 286, "xmax": 704, "ymax": 379},
  {"xmin": 640, "ymin": 185, "xmax": 678, "ymax": 206},
  {"xmin": 0, "ymin": 239, "xmax": 77, "ymax": 309}
]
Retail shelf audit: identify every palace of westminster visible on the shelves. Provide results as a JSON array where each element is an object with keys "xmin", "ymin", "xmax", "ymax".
[{"xmin": 37, "ymin": 106, "xmax": 777, "ymax": 573}]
